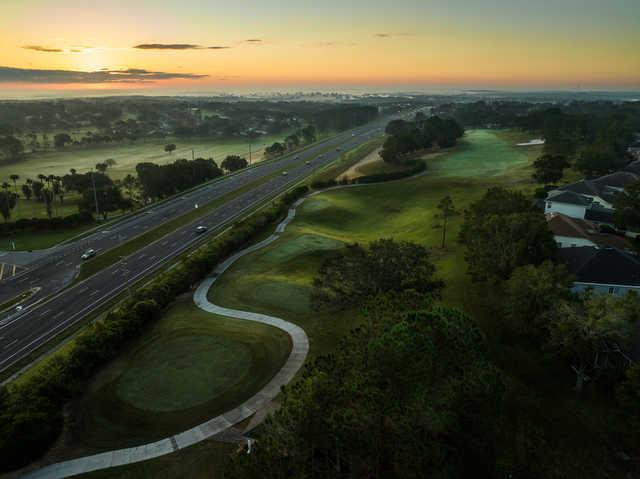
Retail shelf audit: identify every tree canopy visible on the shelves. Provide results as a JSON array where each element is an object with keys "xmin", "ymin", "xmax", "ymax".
[
  {"xmin": 230, "ymin": 303, "xmax": 503, "ymax": 479},
  {"xmin": 458, "ymin": 187, "xmax": 557, "ymax": 282},
  {"xmin": 311, "ymin": 238, "xmax": 443, "ymax": 311}
]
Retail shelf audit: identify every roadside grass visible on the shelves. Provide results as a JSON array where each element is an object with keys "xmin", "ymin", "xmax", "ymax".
[
  {"xmin": 2, "ymin": 224, "xmax": 97, "ymax": 251},
  {"xmin": 55, "ymin": 298, "xmax": 290, "ymax": 456},
  {"xmin": 311, "ymin": 138, "xmax": 383, "ymax": 184}
]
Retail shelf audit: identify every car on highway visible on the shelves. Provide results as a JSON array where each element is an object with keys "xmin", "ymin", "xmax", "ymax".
[
  {"xmin": 295, "ymin": 155, "xmax": 300, "ymax": 160},
  {"xmin": 336, "ymin": 147, "xmax": 341, "ymax": 151},
  {"xmin": 81, "ymin": 249, "xmax": 96, "ymax": 260},
  {"xmin": 305, "ymin": 160, "xmax": 311, "ymax": 165},
  {"xmin": 196, "ymin": 225, "xmax": 208, "ymax": 233},
  {"xmin": 282, "ymin": 171, "xmax": 288, "ymax": 176}
]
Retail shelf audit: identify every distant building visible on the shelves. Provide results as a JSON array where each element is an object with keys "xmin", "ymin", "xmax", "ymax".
[
  {"xmin": 546, "ymin": 213, "xmax": 631, "ymax": 250},
  {"xmin": 556, "ymin": 247, "xmax": 640, "ymax": 296}
]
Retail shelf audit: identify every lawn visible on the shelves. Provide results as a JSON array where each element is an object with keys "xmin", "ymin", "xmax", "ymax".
[
  {"xmin": 70, "ymin": 128, "xmax": 536, "ymax": 478},
  {"xmin": 54, "ymin": 298, "xmax": 290, "ymax": 457},
  {"xmin": 0, "ymin": 133, "xmax": 289, "ymax": 182}
]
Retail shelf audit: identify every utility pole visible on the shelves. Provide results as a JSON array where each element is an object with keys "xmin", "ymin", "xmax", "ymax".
[
  {"xmin": 191, "ymin": 148, "xmax": 195, "ymax": 161},
  {"xmin": 249, "ymin": 144, "xmax": 252, "ymax": 165},
  {"xmin": 119, "ymin": 256, "xmax": 133, "ymax": 298},
  {"xmin": 91, "ymin": 170, "xmax": 100, "ymax": 219}
]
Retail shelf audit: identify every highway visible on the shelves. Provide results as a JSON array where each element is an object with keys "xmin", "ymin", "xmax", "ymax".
[
  {"xmin": 0, "ymin": 122, "xmax": 386, "ymax": 374},
  {"xmin": 0, "ymin": 129, "xmax": 362, "ymax": 309}
]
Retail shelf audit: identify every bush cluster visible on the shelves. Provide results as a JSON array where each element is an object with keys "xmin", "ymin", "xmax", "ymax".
[
  {"xmin": 0, "ymin": 185, "xmax": 308, "ymax": 472},
  {"xmin": 0, "ymin": 211, "xmax": 94, "ymax": 235}
]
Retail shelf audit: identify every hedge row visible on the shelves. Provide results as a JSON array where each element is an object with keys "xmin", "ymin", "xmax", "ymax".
[
  {"xmin": 0, "ymin": 185, "xmax": 309, "ymax": 472},
  {"xmin": 310, "ymin": 160, "xmax": 426, "ymax": 190},
  {"xmin": 0, "ymin": 211, "xmax": 94, "ymax": 235}
]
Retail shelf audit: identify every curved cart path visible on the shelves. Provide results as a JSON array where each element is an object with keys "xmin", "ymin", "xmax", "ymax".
[
  {"xmin": 22, "ymin": 173, "xmax": 428, "ymax": 478},
  {"xmin": 23, "ymin": 198, "xmax": 311, "ymax": 479}
]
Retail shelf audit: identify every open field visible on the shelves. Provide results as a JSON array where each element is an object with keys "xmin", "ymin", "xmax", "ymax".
[
  {"xmin": 50, "ymin": 298, "xmax": 291, "ymax": 458},
  {"xmin": 0, "ymin": 132, "xmax": 289, "ymax": 183}
]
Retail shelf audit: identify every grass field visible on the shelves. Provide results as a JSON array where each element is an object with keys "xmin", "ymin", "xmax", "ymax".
[
  {"xmin": 68, "ymin": 128, "xmax": 538, "ymax": 478},
  {"xmin": 55, "ymin": 298, "xmax": 290, "ymax": 455},
  {"xmin": 0, "ymin": 133, "xmax": 289, "ymax": 183}
]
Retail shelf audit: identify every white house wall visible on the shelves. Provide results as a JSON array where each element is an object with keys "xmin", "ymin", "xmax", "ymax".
[
  {"xmin": 554, "ymin": 235, "xmax": 597, "ymax": 248},
  {"xmin": 545, "ymin": 202, "xmax": 587, "ymax": 219}
]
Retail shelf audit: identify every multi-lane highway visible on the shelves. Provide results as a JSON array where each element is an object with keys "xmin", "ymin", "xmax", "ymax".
[
  {"xmin": 0, "ymin": 129, "xmax": 358, "ymax": 308},
  {"xmin": 0, "ymin": 122, "xmax": 386, "ymax": 374}
]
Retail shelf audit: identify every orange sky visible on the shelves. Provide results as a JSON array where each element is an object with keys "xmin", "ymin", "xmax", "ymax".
[{"xmin": 1, "ymin": 0, "xmax": 639, "ymax": 91}]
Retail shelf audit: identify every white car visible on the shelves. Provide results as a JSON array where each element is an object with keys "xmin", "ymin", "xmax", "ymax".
[
  {"xmin": 282, "ymin": 171, "xmax": 288, "ymax": 176},
  {"xmin": 196, "ymin": 226, "xmax": 208, "ymax": 234},
  {"xmin": 81, "ymin": 249, "xmax": 96, "ymax": 260},
  {"xmin": 305, "ymin": 160, "xmax": 311, "ymax": 165}
]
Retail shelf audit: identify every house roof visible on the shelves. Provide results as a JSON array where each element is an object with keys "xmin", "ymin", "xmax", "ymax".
[
  {"xmin": 556, "ymin": 247, "xmax": 640, "ymax": 287},
  {"xmin": 623, "ymin": 160, "xmax": 640, "ymax": 175},
  {"xmin": 560, "ymin": 179, "xmax": 601, "ymax": 197},
  {"xmin": 546, "ymin": 213, "xmax": 631, "ymax": 249},
  {"xmin": 593, "ymin": 171, "xmax": 639, "ymax": 190},
  {"xmin": 548, "ymin": 190, "xmax": 591, "ymax": 206},
  {"xmin": 584, "ymin": 206, "xmax": 616, "ymax": 224},
  {"xmin": 559, "ymin": 171, "xmax": 638, "ymax": 205}
]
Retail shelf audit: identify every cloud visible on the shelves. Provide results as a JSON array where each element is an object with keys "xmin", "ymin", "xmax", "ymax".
[
  {"xmin": 314, "ymin": 41, "xmax": 357, "ymax": 47},
  {"xmin": 133, "ymin": 43, "xmax": 230, "ymax": 50},
  {"xmin": 374, "ymin": 32, "xmax": 414, "ymax": 38},
  {"xmin": 133, "ymin": 43, "xmax": 201, "ymax": 50},
  {"xmin": 0, "ymin": 66, "xmax": 208, "ymax": 84},
  {"xmin": 21, "ymin": 45, "xmax": 64, "ymax": 53}
]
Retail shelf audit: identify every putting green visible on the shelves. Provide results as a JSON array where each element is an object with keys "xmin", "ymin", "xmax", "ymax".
[
  {"xmin": 115, "ymin": 335, "xmax": 252, "ymax": 412},
  {"xmin": 432, "ymin": 129, "xmax": 531, "ymax": 177},
  {"xmin": 71, "ymin": 301, "xmax": 291, "ymax": 449}
]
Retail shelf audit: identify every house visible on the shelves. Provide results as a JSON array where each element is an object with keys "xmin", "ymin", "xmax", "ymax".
[
  {"xmin": 546, "ymin": 213, "xmax": 631, "ymax": 249},
  {"xmin": 544, "ymin": 190, "xmax": 591, "ymax": 218},
  {"xmin": 556, "ymin": 247, "xmax": 640, "ymax": 296},
  {"xmin": 557, "ymin": 171, "xmax": 639, "ymax": 210}
]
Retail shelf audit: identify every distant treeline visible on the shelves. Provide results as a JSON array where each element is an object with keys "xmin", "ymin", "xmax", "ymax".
[{"xmin": 0, "ymin": 99, "xmax": 379, "ymax": 164}]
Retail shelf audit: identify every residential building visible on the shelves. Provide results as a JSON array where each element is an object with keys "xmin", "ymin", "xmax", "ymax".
[
  {"xmin": 546, "ymin": 213, "xmax": 631, "ymax": 249},
  {"xmin": 556, "ymin": 247, "xmax": 640, "ymax": 296}
]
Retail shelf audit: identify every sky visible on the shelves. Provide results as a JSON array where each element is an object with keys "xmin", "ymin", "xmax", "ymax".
[{"xmin": 1, "ymin": 0, "xmax": 639, "ymax": 94}]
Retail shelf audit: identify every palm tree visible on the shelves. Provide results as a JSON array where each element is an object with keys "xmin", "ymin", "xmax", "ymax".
[
  {"xmin": 9, "ymin": 174, "xmax": 19, "ymax": 195},
  {"xmin": 9, "ymin": 174, "xmax": 19, "ymax": 215}
]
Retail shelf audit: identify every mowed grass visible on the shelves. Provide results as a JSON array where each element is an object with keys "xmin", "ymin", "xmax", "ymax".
[
  {"xmin": 72, "ymin": 129, "xmax": 536, "ymax": 478},
  {"xmin": 61, "ymin": 298, "xmax": 291, "ymax": 454},
  {"xmin": 0, "ymin": 133, "xmax": 288, "ymax": 182},
  {"xmin": 211, "ymin": 129, "xmax": 536, "ymax": 352}
]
